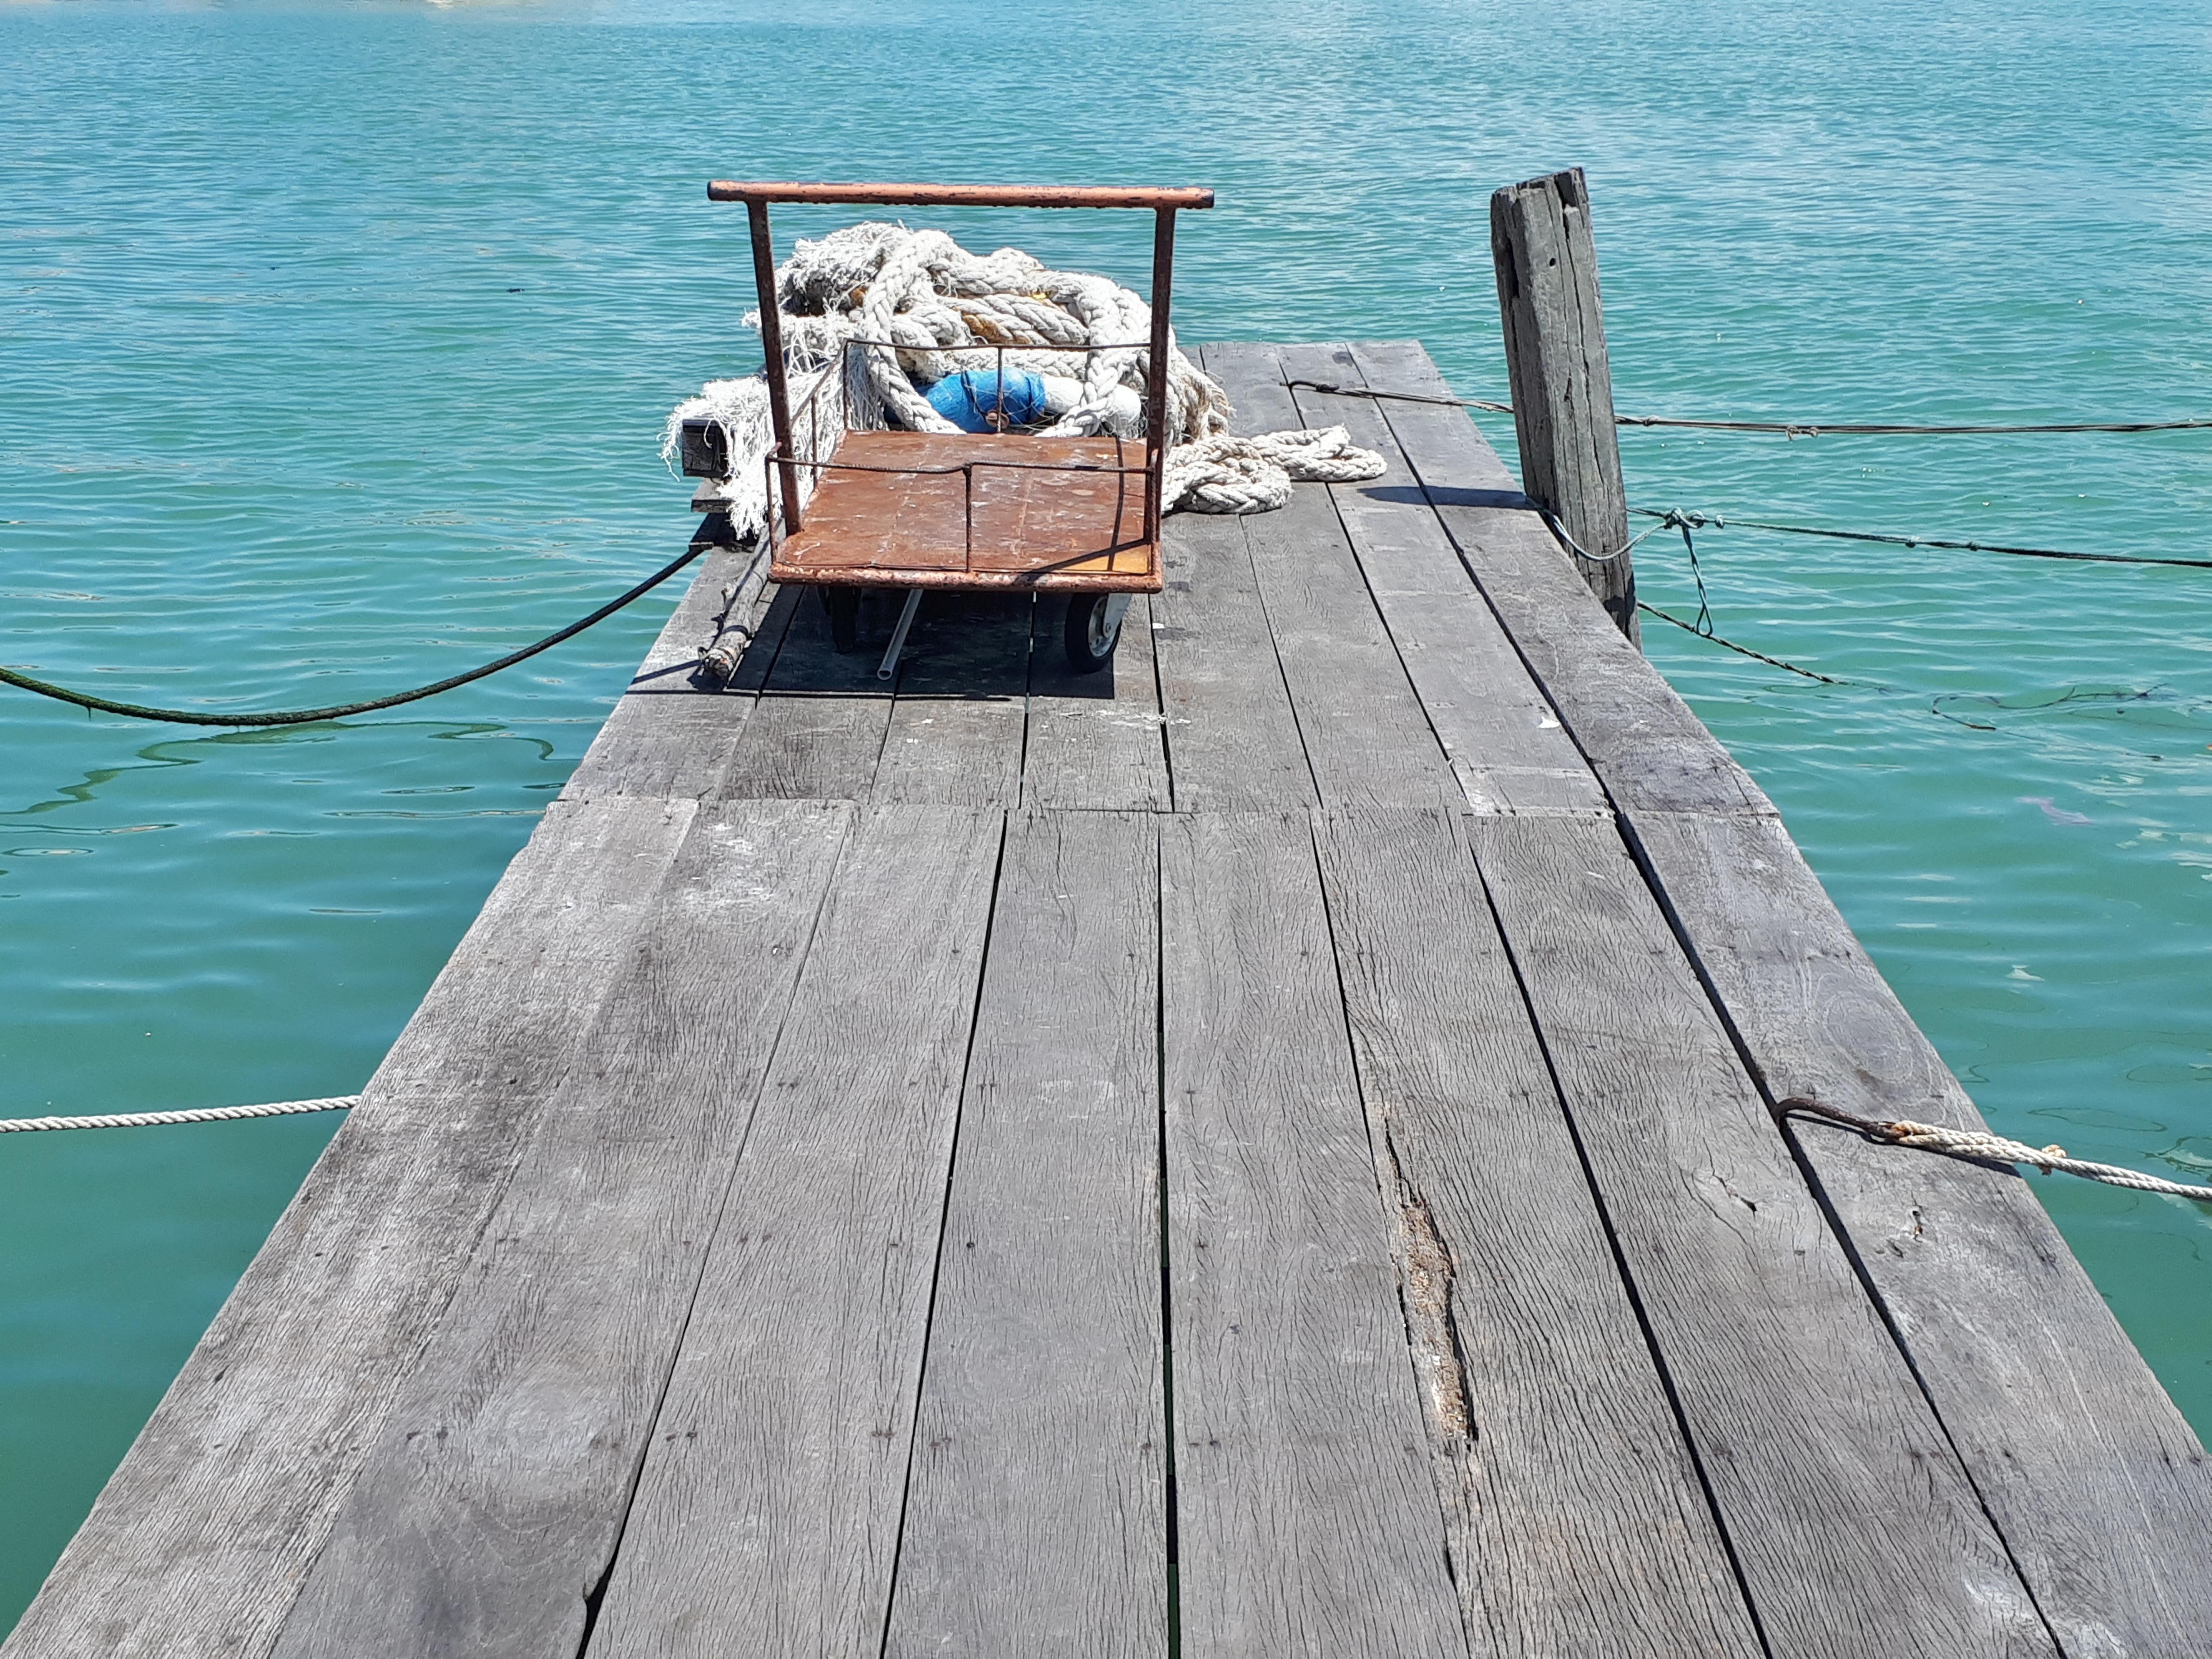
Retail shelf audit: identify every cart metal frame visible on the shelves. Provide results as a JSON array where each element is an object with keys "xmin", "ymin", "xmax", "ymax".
[{"xmin": 708, "ymin": 181, "xmax": 1214, "ymax": 625}]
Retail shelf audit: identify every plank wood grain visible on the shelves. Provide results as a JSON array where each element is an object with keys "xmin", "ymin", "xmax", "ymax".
[
  {"xmin": 1311, "ymin": 807, "xmax": 1760, "ymax": 1658},
  {"xmin": 1023, "ymin": 593, "xmax": 1170, "ymax": 812},
  {"xmin": 1202, "ymin": 343, "xmax": 1456, "ymax": 808},
  {"xmin": 274, "ymin": 797, "xmax": 853, "ymax": 1659},
  {"xmin": 873, "ymin": 591, "xmax": 1031, "ymax": 806},
  {"xmin": 1466, "ymin": 813, "xmax": 2054, "ymax": 1658},
  {"xmin": 1161, "ymin": 811, "xmax": 1466, "ymax": 1659},
  {"xmin": 882, "ymin": 810, "xmax": 1166, "ymax": 1659},
  {"xmin": 1277, "ymin": 343, "xmax": 1606, "ymax": 817},
  {"xmin": 0, "ymin": 792, "xmax": 698, "ymax": 1659},
  {"xmin": 1344, "ymin": 341, "xmax": 1771, "ymax": 817},
  {"xmin": 1149, "ymin": 409, "xmax": 1316, "ymax": 812},
  {"xmin": 723, "ymin": 584, "xmax": 895, "ymax": 801},
  {"xmin": 581, "ymin": 805, "xmax": 1003, "ymax": 1659},
  {"xmin": 1489, "ymin": 171, "xmax": 1638, "ymax": 641},
  {"xmin": 1628, "ymin": 808, "xmax": 2212, "ymax": 1657},
  {"xmin": 561, "ymin": 548, "xmax": 790, "ymax": 806}
]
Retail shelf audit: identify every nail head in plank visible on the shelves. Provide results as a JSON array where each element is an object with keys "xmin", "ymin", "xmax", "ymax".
[
  {"xmin": 883, "ymin": 810, "xmax": 1166, "ymax": 1659},
  {"xmin": 581, "ymin": 805, "xmax": 1004, "ymax": 1659},
  {"xmin": 1162, "ymin": 810, "xmax": 1467, "ymax": 1659},
  {"xmin": 1466, "ymin": 812, "xmax": 2054, "ymax": 1657}
]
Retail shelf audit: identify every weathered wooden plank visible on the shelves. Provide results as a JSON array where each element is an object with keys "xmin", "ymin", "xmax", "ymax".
[
  {"xmin": 560, "ymin": 685, "xmax": 760, "ymax": 806},
  {"xmin": 582, "ymin": 805, "xmax": 1003, "ymax": 1659},
  {"xmin": 1490, "ymin": 169, "xmax": 1638, "ymax": 640},
  {"xmin": 874, "ymin": 591, "xmax": 1031, "ymax": 806},
  {"xmin": 1023, "ymin": 593, "xmax": 1171, "ymax": 812},
  {"xmin": 0, "ymin": 792, "xmax": 698, "ymax": 1659},
  {"xmin": 1310, "ymin": 806, "xmax": 1761, "ymax": 1658},
  {"xmin": 559, "ymin": 536, "xmax": 786, "ymax": 805},
  {"xmin": 1151, "ymin": 354, "xmax": 1315, "ymax": 811},
  {"xmin": 1277, "ymin": 343, "xmax": 1606, "ymax": 817},
  {"xmin": 723, "ymin": 583, "xmax": 894, "ymax": 801},
  {"xmin": 882, "ymin": 810, "xmax": 1166, "ymax": 1659},
  {"xmin": 274, "ymin": 797, "xmax": 852, "ymax": 1659},
  {"xmin": 1346, "ymin": 341, "xmax": 1771, "ymax": 817},
  {"xmin": 1202, "ymin": 343, "xmax": 1456, "ymax": 809},
  {"xmin": 1465, "ymin": 812, "xmax": 2054, "ymax": 1658},
  {"xmin": 1628, "ymin": 808, "xmax": 2212, "ymax": 1658},
  {"xmin": 1161, "ymin": 811, "xmax": 1466, "ymax": 1659},
  {"xmin": 1152, "ymin": 511, "xmax": 1318, "ymax": 811}
]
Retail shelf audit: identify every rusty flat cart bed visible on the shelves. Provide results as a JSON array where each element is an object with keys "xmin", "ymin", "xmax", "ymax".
[{"xmin": 713, "ymin": 180, "xmax": 1212, "ymax": 671}]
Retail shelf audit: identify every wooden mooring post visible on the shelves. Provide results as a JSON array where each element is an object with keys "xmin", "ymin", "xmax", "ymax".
[{"xmin": 1491, "ymin": 167, "xmax": 1638, "ymax": 645}]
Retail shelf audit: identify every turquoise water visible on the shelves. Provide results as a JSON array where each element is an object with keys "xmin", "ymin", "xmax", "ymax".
[{"xmin": 3, "ymin": 0, "xmax": 2208, "ymax": 1628}]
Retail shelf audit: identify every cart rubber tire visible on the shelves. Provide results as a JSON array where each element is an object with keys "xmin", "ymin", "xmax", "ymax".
[
  {"xmin": 1063, "ymin": 593, "xmax": 1129, "ymax": 674},
  {"xmin": 819, "ymin": 587, "xmax": 861, "ymax": 654}
]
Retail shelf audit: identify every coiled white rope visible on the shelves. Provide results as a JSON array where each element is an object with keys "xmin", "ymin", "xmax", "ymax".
[
  {"xmin": 662, "ymin": 220, "xmax": 1384, "ymax": 538},
  {"xmin": 1783, "ymin": 1098, "xmax": 2212, "ymax": 1201},
  {"xmin": 0, "ymin": 1096, "xmax": 358, "ymax": 1133}
]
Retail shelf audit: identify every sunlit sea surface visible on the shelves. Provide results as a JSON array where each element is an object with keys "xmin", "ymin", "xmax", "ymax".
[{"xmin": 3, "ymin": 0, "xmax": 2208, "ymax": 1627}]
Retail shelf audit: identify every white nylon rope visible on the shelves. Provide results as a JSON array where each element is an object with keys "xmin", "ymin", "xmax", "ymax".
[{"xmin": 1, "ymin": 1096, "xmax": 357, "ymax": 1133}]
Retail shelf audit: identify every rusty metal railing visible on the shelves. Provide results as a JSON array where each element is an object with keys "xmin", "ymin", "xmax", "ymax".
[{"xmin": 712, "ymin": 179, "xmax": 1211, "ymax": 558}]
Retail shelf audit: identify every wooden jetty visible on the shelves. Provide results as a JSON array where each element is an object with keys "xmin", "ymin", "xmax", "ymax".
[{"xmin": 9, "ymin": 340, "xmax": 2211, "ymax": 1659}]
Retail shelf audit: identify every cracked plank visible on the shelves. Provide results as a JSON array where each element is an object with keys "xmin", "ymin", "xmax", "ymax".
[
  {"xmin": 1162, "ymin": 810, "xmax": 1465, "ymax": 1659},
  {"xmin": 1312, "ymin": 806, "xmax": 1760, "ymax": 1657}
]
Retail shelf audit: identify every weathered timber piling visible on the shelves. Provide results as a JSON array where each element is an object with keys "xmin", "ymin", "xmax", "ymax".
[{"xmin": 1491, "ymin": 166, "xmax": 1639, "ymax": 643}]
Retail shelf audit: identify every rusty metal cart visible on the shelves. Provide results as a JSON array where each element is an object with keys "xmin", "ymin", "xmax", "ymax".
[{"xmin": 707, "ymin": 180, "xmax": 1214, "ymax": 673}]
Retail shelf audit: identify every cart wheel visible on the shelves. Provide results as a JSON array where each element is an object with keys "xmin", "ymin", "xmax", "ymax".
[
  {"xmin": 818, "ymin": 587, "xmax": 861, "ymax": 654},
  {"xmin": 1064, "ymin": 593, "xmax": 1132, "ymax": 674}
]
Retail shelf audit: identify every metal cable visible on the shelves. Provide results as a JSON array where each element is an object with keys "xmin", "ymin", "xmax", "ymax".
[
  {"xmin": 1629, "ymin": 507, "xmax": 2212, "ymax": 571},
  {"xmin": 1286, "ymin": 379, "xmax": 2212, "ymax": 439}
]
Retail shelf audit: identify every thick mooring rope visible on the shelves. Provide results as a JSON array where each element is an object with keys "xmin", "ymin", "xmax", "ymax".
[
  {"xmin": 1, "ymin": 1095, "xmax": 359, "ymax": 1133},
  {"xmin": 1781, "ymin": 1097, "xmax": 2212, "ymax": 1201},
  {"xmin": 0, "ymin": 538, "xmax": 711, "ymax": 728},
  {"xmin": 665, "ymin": 221, "xmax": 1386, "ymax": 534}
]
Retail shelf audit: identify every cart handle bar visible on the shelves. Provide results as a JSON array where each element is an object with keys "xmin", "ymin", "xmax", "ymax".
[{"xmin": 709, "ymin": 181, "xmax": 1214, "ymax": 211}]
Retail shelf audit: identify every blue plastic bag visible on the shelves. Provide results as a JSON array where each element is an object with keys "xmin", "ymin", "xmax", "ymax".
[{"xmin": 925, "ymin": 369, "xmax": 1054, "ymax": 432}]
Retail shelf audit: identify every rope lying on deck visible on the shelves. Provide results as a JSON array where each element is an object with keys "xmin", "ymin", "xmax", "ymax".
[
  {"xmin": 0, "ymin": 1095, "xmax": 359, "ymax": 1133},
  {"xmin": 664, "ymin": 222, "xmax": 1385, "ymax": 531},
  {"xmin": 1781, "ymin": 1097, "xmax": 2212, "ymax": 1201}
]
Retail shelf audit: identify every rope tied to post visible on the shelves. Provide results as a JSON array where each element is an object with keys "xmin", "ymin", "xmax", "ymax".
[{"xmin": 1780, "ymin": 1096, "xmax": 2212, "ymax": 1202}]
